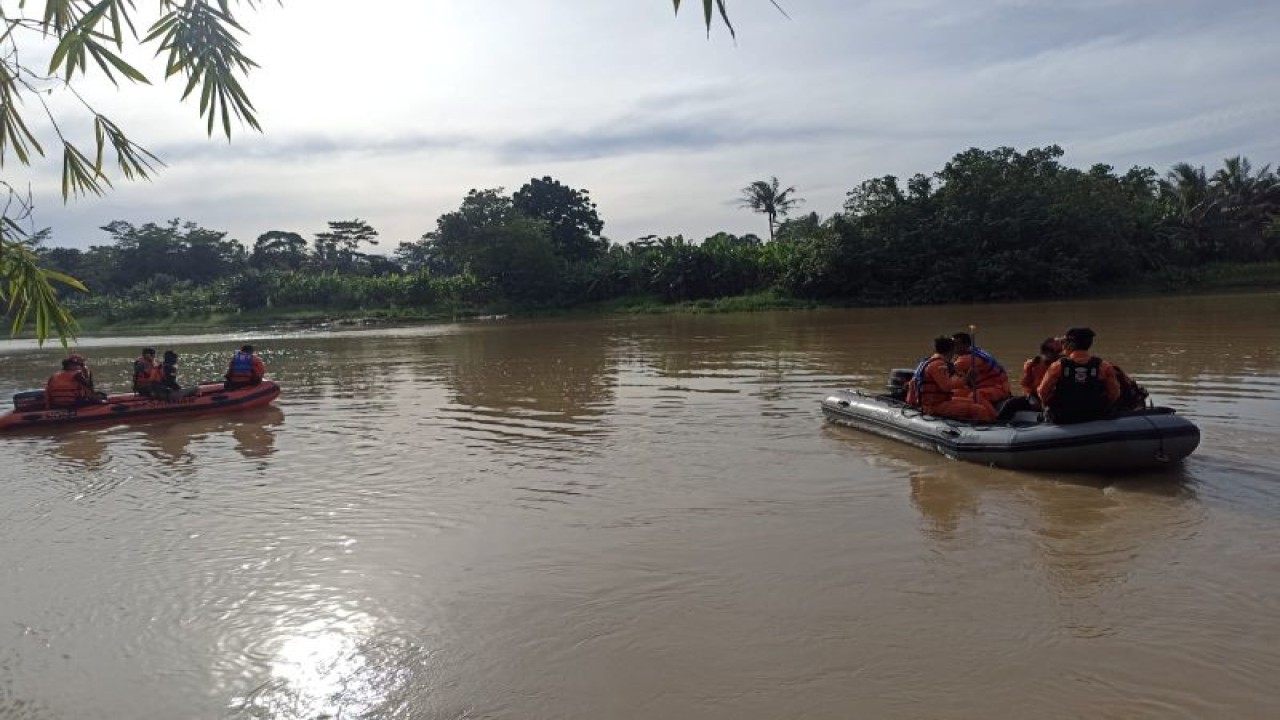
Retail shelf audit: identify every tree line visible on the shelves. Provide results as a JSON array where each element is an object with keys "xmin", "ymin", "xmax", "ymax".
[{"xmin": 27, "ymin": 146, "xmax": 1280, "ymax": 323}]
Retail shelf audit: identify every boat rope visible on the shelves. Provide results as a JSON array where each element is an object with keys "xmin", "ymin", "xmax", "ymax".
[{"xmin": 1140, "ymin": 414, "xmax": 1170, "ymax": 462}]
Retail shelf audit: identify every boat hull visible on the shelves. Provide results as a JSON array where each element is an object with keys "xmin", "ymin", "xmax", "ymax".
[
  {"xmin": 822, "ymin": 389, "xmax": 1199, "ymax": 472},
  {"xmin": 1, "ymin": 381, "xmax": 281, "ymax": 432}
]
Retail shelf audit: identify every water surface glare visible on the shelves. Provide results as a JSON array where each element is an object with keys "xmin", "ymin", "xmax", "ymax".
[{"xmin": 2, "ymin": 293, "xmax": 1279, "ymax": 719}]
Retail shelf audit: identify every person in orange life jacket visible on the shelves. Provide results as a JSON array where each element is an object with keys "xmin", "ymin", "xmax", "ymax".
[
  {"xmin": 132, "ymin": 347, "xmax": 163, "ymax": 395},
  {"xmin": 45, "ymin": 358, "xmax": 105, "ymax": 409},
  {"xmin": 951, "ymin": 332, "xmax": 1011, "ymax": 406},
  {"xmin": 65, "ymin": 352, "xmax": 107, "ymax": 399},
  {"xmin": 1020, "ymin": 337, "xmax": 1064, "ymax": 409},
  {"xmin": 905, "ymin": 336, "xmax": 997, "ymax": 423},
  {"xmin": 224, "ymin": 344, "xmax": 265, "ymax": 389},
  {"xmin": 158, "ymin": 350, "xmax": 199, "ymax": 400},
  {"xmin": 1037, "ymin": 327, "xmax": 1121, "ymax": 424}
]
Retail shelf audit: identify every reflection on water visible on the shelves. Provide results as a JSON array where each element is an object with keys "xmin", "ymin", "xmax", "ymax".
[
  {"xmin": 136, "ymin": 406, "xmax": 285, "ymax": 468},
  {"xmin": 233, "ymin": 609, "xmax": 392, "ymax": 720},
  {"xmin": 1, "ymin": 293, "xmax": 1279, "ymax": 719},
  {"xmin": 47, "ymin": 428, "xmax": 112, "ymax": 470},
  {"xmin": 907, "ymin": 458, "xmax": 1203, "ymax": 597}
]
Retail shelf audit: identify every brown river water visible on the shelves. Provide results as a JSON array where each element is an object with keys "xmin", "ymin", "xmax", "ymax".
[{"xmin": 1, "ymin": 292, "xmax": 1278, "ymax": 719}]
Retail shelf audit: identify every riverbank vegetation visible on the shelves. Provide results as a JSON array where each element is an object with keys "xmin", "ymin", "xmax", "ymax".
[{"xmin": 23, "ymin": 146, "xmax": 1280, "ymax": 331}]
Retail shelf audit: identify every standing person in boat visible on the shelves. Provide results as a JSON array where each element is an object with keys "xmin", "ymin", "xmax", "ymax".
[
  {"xmin": 224, "ymin": 344, "xmax": 266, "ymax": 390},
  {"xmin": 906, "ymin": 336, "xmax": 997, "ymax": 422},
  {"xmin": 1019, "ymin": 337, "xmax": 1063, "ymax": 410},
  {"xmin": 951, "ymin": 332, "xmax": 1011, "ymax": 407},
  {"xmin": 45, "ymin": 358, "xmax": 106, "ymax": 409},
  {"xmin": 1037, "ymin": 327, "xmax": 1121, "ymax": 424},
  {"xmin": 158, "ymin": 350, "xmax": 199, "ymax": 401},
  {"xmin": 132, "ymin": 347, "xmax": 163, "ymax": 396}
]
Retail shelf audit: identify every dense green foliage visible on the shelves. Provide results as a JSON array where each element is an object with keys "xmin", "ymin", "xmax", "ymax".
[{"xmin": 31, "ymin": 147, "xmax": 1280, "ymax": 325}]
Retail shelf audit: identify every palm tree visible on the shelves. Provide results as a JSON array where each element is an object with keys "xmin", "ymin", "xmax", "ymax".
[
  {"xmin": 1211, "ymin": 156, "xmax": 1277, "ymax": 221},
  {"xmin": 739, "ymin": 177, "xmax": 804, "ymax": 242}
]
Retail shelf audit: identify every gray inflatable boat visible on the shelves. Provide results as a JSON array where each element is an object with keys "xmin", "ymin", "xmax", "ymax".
[{"xmin": 821, "ymin": 389, "xmax": 1200, "ymax": 472}]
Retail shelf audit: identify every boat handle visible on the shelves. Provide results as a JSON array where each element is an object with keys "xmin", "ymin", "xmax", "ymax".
[{"xmin": 941, "ymin": 429, "xmax": 960, "ymax": 437}]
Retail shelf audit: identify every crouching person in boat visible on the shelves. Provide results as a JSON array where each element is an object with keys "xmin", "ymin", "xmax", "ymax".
[
  {"xmin": 224, "ymin": 344, "xmax": 265, "ymax": 390},
  {"xmin": 1037, "ymin": 327, "xmax": 1121, "ymax": 424},
  {"xmin": 906, "ymin": 336, "xmax": 997, "ymax": 423},
  {"xmin": 45, "ymin": 358, "xmax": 106, "ymax": 409},
  {"xmin": 158, "ymin": 351, "xmax": 199, "ymax": 401},
  {"xmin": 951, "ymin": 332, "xmax": 1011, "ymax": 407},
  {"xmin": 132, "ymin": 347, "xmax": 163, "ymax": 397}
]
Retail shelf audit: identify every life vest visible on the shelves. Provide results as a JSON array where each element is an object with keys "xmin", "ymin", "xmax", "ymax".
[
  {"xmin": 226, "ymin": 351, "xmax": 259, "ymax": 384},
  {"xmin": 133, "ymin": 358, "xmax": 162, "ymax": 389},
  {"xmin": 1047, "ymin": 356, "xmax": 1110, "ymax": 424},
  {"xmin": 46, "ymin": 370, "xmax": 90, "ymax": 408},
  {"xmin": 966, "ymin": 347, "xmax": 1007, "ymax": 386},
  {"xmin": 906, "ymin": 356, "xmax": 953, "ymax": 408}
]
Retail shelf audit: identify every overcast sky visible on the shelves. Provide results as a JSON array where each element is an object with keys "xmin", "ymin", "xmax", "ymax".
[{"xmin": 15, "ymin": 0, "xmax": 1280, "ymax": 252}]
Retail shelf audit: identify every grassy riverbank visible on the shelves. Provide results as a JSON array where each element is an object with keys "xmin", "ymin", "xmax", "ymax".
[{"xmin": 65, "ymin": 261, "xmax": 1280, "ymax": 337}]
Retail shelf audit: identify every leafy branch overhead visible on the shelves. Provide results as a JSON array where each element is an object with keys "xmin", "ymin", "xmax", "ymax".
[
  {"xmin": 1, "ymin": 1, "xmax": 263, "ymax": 201},
  {"xmin": 672, "ymin": 0, "xmax": 788, "ymax": 37}
]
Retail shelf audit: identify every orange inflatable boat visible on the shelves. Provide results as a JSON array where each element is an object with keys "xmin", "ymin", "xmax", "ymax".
[{"xmin": 1, "ymin": 381, "xmax": 281, "ymax": 432}]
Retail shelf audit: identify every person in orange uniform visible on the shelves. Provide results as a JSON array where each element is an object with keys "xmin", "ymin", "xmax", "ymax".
[
  {"xmin": 1019, "ymin": 337, "xmax": 1063, "ymax": 409},
  {"xmin": 224, "ymin": 344, "xmax": 266, "ymax": 389},
  {"xmin": 1037, "ymin": 327, "xmax": 1121, "ymax": 424},
  {"xmin": 906, "ymin": 336, "xmax": 997, "ymax": 423},
  {"xmin": 951, "ymin": 332, "xmax": 1011, "ymax": 406},
  {"xmin": 132, "ymin": 347, "xmax": 163, "ymax": 396},
  {"xmin": 45, "ymin": 358, "xmax": 105, "ymax": 409},
  {"xmin": 66, "ymin": 353, "xmax": 101, "ymax": 395}
]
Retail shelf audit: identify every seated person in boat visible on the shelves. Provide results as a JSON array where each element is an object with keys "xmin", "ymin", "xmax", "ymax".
[
  {"xmin": 66, "ymin": 353, "xmax": 106, "ymax": 399},
  {"xmin": 906, "ymin": 336, "xmax": 997, "ymax": 423},
  {"xmin": 1019, "ymin": 337, "xmax": 1063, "ymax": 410},
  {"xmin": 1112, "ymin": 364, "xmax": 1150, "ymax": 413},
  {"xmin": 951, "ymin": 332, "xmax": 1011, "ymax": 406},
  {"xmin": 132, "ymin": 347, "xmax": 163, "ymax": 396},
  {"xmin": 158, "ymin": 350, "xmax": 199, "ymax": 401},
  {"xmin": 45, "ymin": 358, "xmax": 106, "ymax": 409},
  {"xmin": 1037, "ymin": 327, "xmax": 1121, "ymax": 424},
  {"xmin": 224, "ymin": 344, "xmax": 265, "ymax": 389}
]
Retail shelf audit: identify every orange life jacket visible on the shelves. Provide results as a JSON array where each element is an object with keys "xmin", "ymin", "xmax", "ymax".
[
  {"xmin": 46, "ymin": 370, "xmax": 92, "ymax": 408},
  {"xmin": 906, "ymin": 356, "xmax": 954, "ymax": 408},
  {"xmin": 133, "ymin": 357, "xmax": 162, "ymax": 389}
]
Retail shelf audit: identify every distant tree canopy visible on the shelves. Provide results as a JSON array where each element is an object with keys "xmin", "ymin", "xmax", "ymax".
[
  {"xmin": 513, "ymin": 177, "xmax": 606, "ymax": 262},
  {"xmin": 27, "ymin": 148, "xmax": 1280, "ymax": 324}
]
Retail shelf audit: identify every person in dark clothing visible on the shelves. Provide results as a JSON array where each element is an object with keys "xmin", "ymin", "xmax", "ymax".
[{"xmin": 158, "ymin": 350, "xmax": 198, "ymax": 401}]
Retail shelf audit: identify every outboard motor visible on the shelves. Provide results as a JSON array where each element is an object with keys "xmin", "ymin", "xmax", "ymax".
[
  {"xmin": 885, "ymin": 368, "xmax": 914, "ymax": 400},
  {"xmin": 13, "ymin": 390, "xmax": 45, "ymax": 411}
]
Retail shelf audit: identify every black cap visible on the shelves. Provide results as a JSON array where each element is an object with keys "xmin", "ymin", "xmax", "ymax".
[
  {"xmin": 163, "ymin": 350, "xmax": 178, "ymax": 361},
  {"xmin": 142, "ymin": 347, "xmax": 156, "ymax": 355}
]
